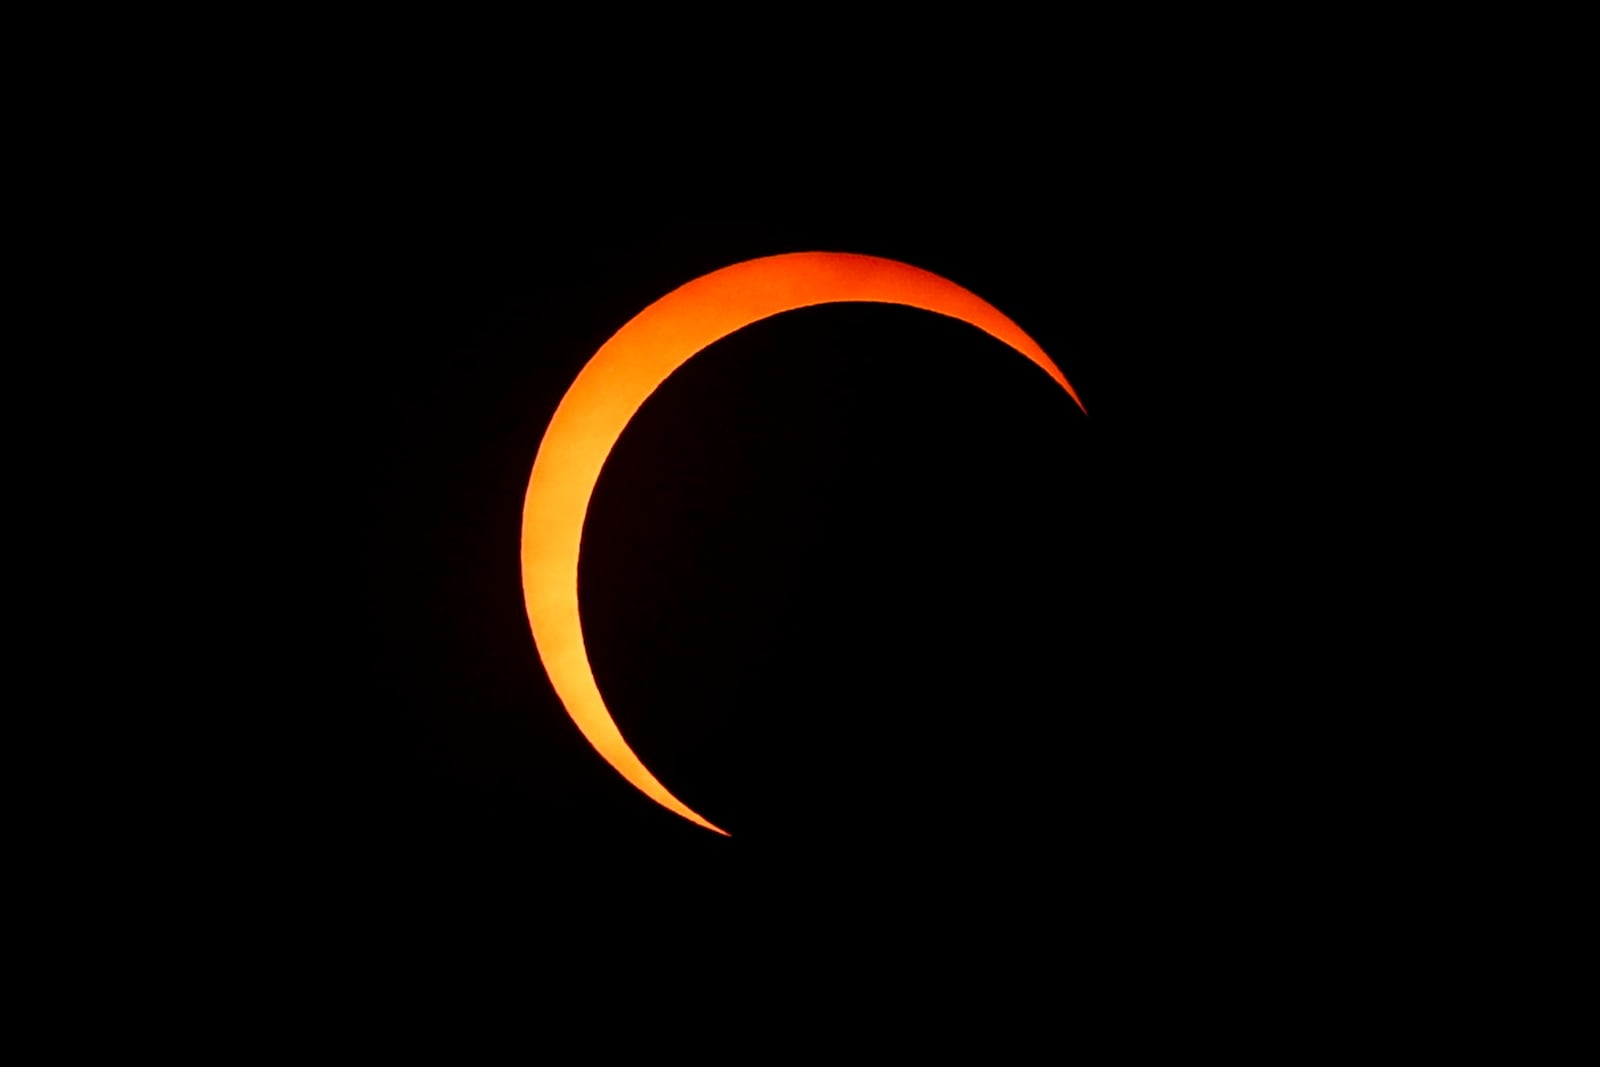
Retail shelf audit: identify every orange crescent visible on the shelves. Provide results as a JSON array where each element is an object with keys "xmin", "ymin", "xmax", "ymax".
[{"xmin": 521, "ymin": 252, "xmax": 1085, "ymax": 836}]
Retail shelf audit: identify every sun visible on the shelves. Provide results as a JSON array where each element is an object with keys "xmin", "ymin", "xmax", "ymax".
[{"xmin": 522, "ymin": 252, "xmax": 1083, "ymax": 835}]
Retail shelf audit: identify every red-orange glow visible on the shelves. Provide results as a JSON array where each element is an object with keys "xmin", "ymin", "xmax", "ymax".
[{"xmin": 521, "ymin": 252, "xmax": 1083, "ymax": 835}]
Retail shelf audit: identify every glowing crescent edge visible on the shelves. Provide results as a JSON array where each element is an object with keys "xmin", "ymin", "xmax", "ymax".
[{"xmin": 521, "ymin": 252, "xmax": 1085, "ymax": 835}]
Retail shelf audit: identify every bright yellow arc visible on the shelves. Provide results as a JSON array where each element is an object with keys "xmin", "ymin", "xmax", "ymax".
[{"xmin": 521, "ymin": 252, "xmax": 1084, "ymax": 835}]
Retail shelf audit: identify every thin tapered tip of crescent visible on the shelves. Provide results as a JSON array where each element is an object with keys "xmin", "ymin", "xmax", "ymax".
[{"xmin": 522, "ymin": 252, "xmax": 1082, "ymax": 835}]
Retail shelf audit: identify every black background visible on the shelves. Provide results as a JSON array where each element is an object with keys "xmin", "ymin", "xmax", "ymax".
[{"xmin": 30, "ymin": 24, "xmax": 1466, "ymax": 1027}]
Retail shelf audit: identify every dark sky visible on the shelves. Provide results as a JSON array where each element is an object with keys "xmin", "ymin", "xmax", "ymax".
[
  {"xmin": 45, "ymin": 34, "xmax": 1437, "ymax": 1016},
  {"xmin": 35, "ymin": 30, "xmax": 1426, "ymax": 1016}
]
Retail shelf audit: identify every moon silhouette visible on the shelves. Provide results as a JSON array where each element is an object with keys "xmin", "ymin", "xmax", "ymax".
[{"xmin": 521, "ymin": 252, "xmax": 1084, "ymax": 835}]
